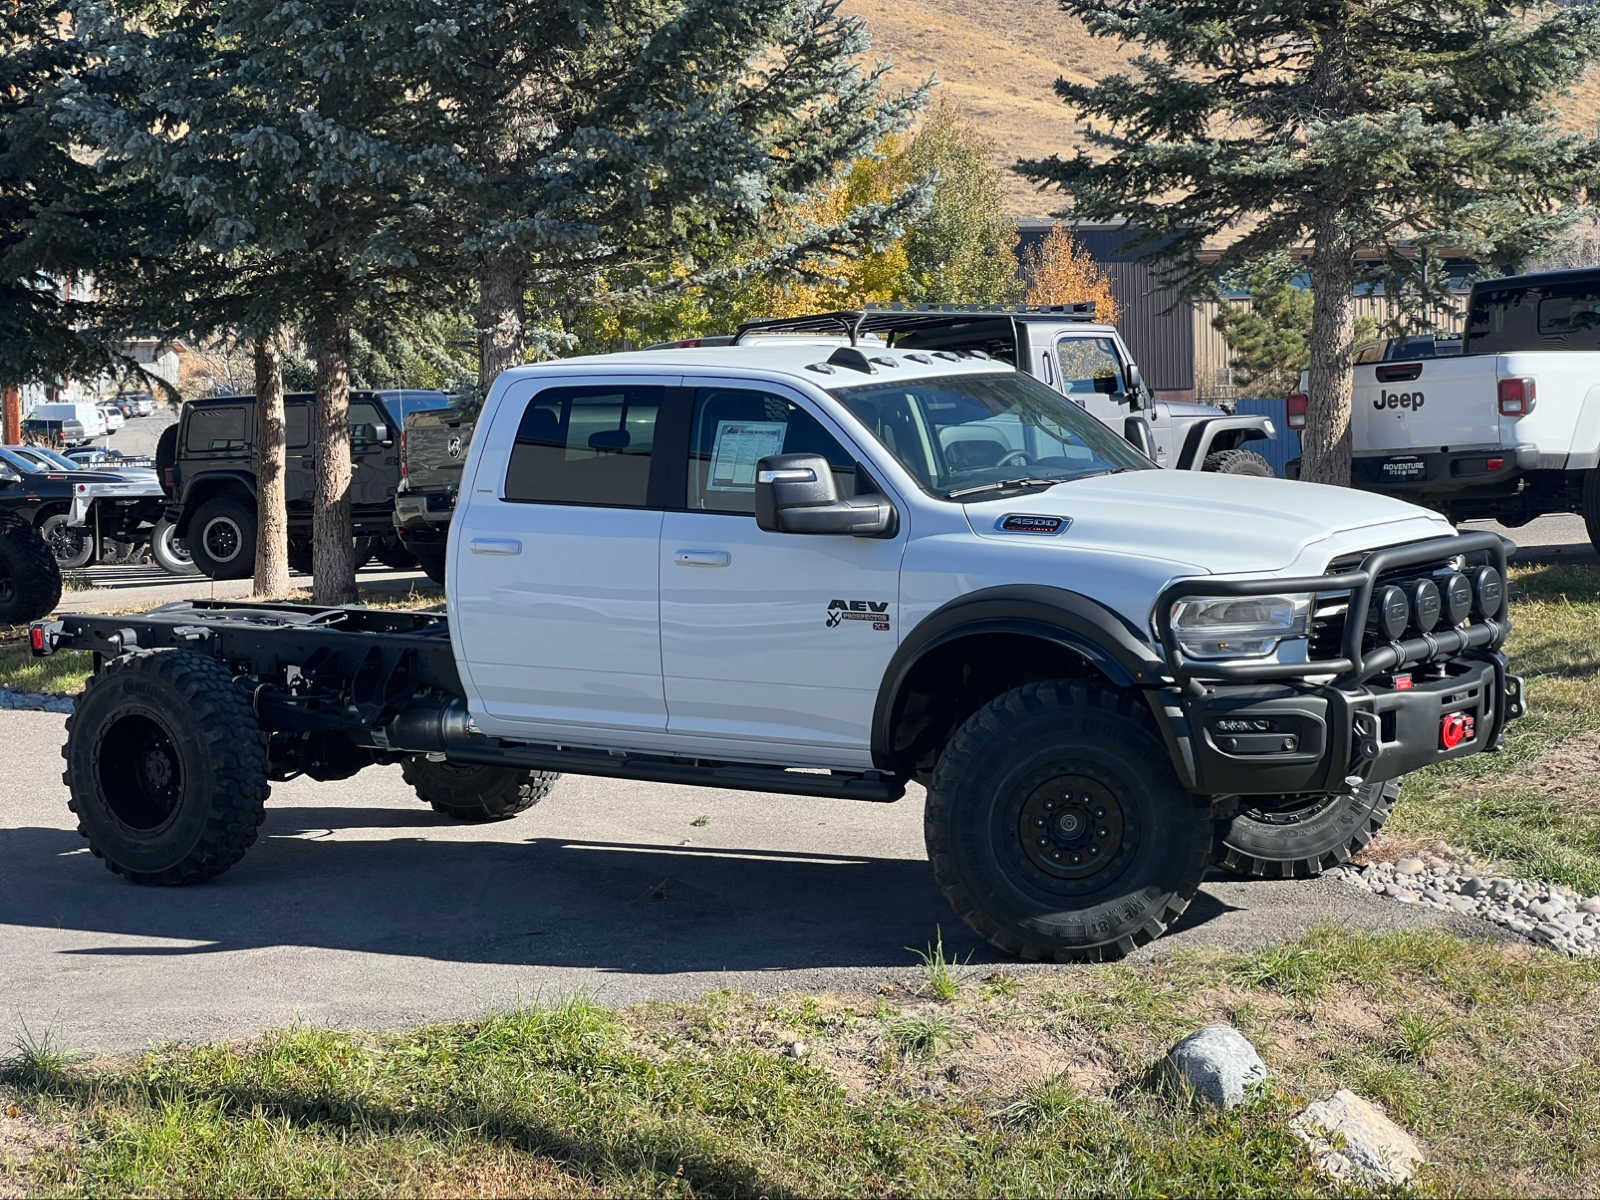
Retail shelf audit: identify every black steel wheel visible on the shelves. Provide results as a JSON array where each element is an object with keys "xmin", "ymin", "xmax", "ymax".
[
  {"xmin": 925, "ymin": 680, "xmax": 1211, "ymax": 962},
  {"xmin": 64, "ymin": 649, "xmax": 270, "ymax": 884},
  {"xmin": 1211, "ymin": 781, "xmax": 1400, "ymax": 878},
  {"xmin": 402, "ymin": 758, "xmax": 558, "ymax": 821}
]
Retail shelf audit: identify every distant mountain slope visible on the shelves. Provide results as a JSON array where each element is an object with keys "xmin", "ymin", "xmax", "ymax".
[{"xmin": 846, "ymin": 0, "xmax": 1600, "ymax": 220}]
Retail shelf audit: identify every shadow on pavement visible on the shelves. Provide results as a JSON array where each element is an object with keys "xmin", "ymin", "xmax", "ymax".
[{"xmin": 0, "ymin": 806, "xmax": 1239, "ymax": 972}]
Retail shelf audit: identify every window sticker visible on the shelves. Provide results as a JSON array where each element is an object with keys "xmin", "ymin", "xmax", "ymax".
[{"xmin": 706, "ymin": 419, "xmax": 788, "ymax": 491}]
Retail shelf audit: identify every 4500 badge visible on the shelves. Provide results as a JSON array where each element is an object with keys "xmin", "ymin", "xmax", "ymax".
[{"xmin": 826, "ymin": 598, "xmax": 891, "ymax": 632}]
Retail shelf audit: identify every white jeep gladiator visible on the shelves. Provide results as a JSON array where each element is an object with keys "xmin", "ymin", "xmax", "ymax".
[
  {"xmin": 34, "ymin": 342, "xmax": 1524, "ymax": 960},
  {"xmin": 1312, "ymin": 268, "xmax": 1600, "ymax": 549}
]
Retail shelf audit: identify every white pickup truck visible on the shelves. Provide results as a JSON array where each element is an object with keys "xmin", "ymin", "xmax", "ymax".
[
  {"xmin": 1304, "ymin": 269, "xmax": 1600, "ymax": 549},
  {"xmin": 34, "ymin": 342, "xmax": 1524, "ymax": 961}
]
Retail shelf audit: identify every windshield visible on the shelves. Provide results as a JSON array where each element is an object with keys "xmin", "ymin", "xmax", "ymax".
[
  {"xmin": 25, "ymin": 447, "xmax": 82, "ymax": 471},
  {"xmin": 830, "ymin": 370, "xmax": 1153, "ymax": 499}
]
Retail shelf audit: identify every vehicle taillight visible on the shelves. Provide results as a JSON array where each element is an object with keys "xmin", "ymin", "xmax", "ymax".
[
  {"xmin": 1286, "ymin": 393, "xmax": 1307, "ymax": 430},
  {"xmin": 1498, "ymin": 377, "xmax": 1536, "ymax": 416},
  {"xmin": 400, "ymin": 430, "xmax": 408, "ymax": 478},
  {"xmin": 29, "ymin": 625, "xmax": 45, "ymax": 653}
]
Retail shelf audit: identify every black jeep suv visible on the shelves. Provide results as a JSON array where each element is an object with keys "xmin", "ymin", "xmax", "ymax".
[{"xmin": 160, "ymin": 391, "xmax": 448, "ymax": 579}]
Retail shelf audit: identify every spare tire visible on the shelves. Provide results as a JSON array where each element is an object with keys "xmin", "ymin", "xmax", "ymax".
[
  {"xmin": 1211, "ymin": 781, "xmax": 1400, "ymax": 879},
  {"xmin": 402, "ymin": 759, "xmax": 559, "ymax": 822},
  {"xmin": 0, "ymin": 511, "xmax": 63, "ymax": 625}
]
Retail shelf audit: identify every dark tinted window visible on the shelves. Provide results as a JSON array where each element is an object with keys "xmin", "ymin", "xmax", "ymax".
[
  {"xmin": 185, "ymin": 406, "xmax": 248, "ymax": 452},
  {"xmin": 1468, "ymin": 276, "xmax": 1600, "ymax": 354},
  {"xmin": 687, "ymin": 387, "xmax": 856, "ymax": 515},
  {"xmin": 285, "ymin": 403, "xmax": 311, "ymax": 448},
  {"xmin": 505, "ymin": 385, "xmax": 663, "ymax": 506}
]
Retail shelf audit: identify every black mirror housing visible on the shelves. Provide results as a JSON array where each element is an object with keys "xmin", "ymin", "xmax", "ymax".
[{"xmin": 754, "ymin": 453, "xmax": 895, "ymax": 537}]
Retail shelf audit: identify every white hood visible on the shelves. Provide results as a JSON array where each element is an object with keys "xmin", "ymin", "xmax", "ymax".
[{"xmin": 961, "ymin": 470, "xmax": 1454, "ymax": 576}]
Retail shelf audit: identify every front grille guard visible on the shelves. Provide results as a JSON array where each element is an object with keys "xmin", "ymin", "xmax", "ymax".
[{"xmin": 1154, "ymin": 531, "xmax": 1513, "ymax": 687}]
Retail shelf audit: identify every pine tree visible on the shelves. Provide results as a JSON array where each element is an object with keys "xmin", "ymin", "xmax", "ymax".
[
  {"xmin": 419, "ymin": 0, "xmax": 927, "ymax": 391},
  {"xmin": 1020, "ymin": 0, "xmax": 1600, "ymax": 484}
]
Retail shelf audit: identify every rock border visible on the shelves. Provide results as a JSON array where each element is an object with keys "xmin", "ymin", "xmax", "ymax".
[{"xmin": 0, "ymin": 690, "xmax": 74, "ymax": 714}]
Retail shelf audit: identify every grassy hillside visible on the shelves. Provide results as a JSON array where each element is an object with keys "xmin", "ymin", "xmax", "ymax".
[{"xmin": 847, "ymin": 0, "xmax": 1600, "ymax": 219}]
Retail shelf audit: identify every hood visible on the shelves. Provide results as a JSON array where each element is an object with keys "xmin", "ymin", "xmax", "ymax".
[{"xmin": 962, "ymin": 469, "xmax": 1452, "ymax": 576}]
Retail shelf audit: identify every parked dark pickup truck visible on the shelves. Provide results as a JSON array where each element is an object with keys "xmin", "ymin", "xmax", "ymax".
[
  {"xmin": 161, "ymin": 389, "xmax": 452, "ymax": 579},
  {"xmin": 393, "ymin": 403, "xmax": 473, "ymax": 584}
]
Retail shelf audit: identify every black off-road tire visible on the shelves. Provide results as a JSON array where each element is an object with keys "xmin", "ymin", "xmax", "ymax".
[
  {"xmin": 1582, "ymin": 469, "xmax": 1600, "ymax": 555},
  {"xmin": 414, "ymin": 546, "xmax": 447, "ymax": 586},
  {"xmin": 287, "ymin": 536, "xmax": 313, "ymax": 575},
  {"xmin": 401, "ymin": 758, "xmax": 559, "ymax": 822},
  {"xmin": 1211, "ymin": 780, "xmax": 1400, "ymax": 879},
  {"xmin": 63, "ymin": 649, "xmax": 270, "ymax": 884},
  {"xmin": 925, "ymin": 680, "xmax": 1211, "ymax": 962},
  {"xmin": 188, "ymin": 495, "xmax": 257, "ymax": 580},
  {"xmin": 373, "ymin": 536, "xmax": 419, "ymax": 571},
  {"xmin": 1203, "ymin": 448, "xmax": 1275, "ymax": 477},
  {"xmin": 0, "ymin": 510, "xmax": 62, "ymax": 624}
]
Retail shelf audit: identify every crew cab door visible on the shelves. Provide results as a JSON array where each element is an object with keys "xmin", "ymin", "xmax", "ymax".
[
  {"xmin": 657, "ymin": 381, "xmax": 903, "ymax": 766},
  {"xmin": 346, "ymin": 396, "xmax": 400, "ymax": 517},
  {"xmin": 450, "ymin": 376, "xmax": 677, "ymax": 741}
]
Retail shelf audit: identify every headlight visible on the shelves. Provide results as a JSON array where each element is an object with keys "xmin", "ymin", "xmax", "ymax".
[{"xmin": 1169, "ymin": 594, "xmax": 1312, "ymax": 660}]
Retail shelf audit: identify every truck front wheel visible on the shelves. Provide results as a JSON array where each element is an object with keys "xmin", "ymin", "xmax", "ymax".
[
  {"xmin": 63, "ymin": 649, "xmax": 270, "ymax": 884},
  {"xmin": 402, "ymin": 759, "xmax": 559, "ymax": 821},
  {"xmin": 1211, "ymin": 781, "xmax": 1399, "ymax": 878},
  {"xmin": 925, "ymin": 680, "xmax": 1211, "ymax": 961}
]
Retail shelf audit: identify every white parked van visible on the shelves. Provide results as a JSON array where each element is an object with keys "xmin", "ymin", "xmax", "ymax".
[{"xmin": 27, "ymin": 402, "xmax": 108, "ymax": 440}]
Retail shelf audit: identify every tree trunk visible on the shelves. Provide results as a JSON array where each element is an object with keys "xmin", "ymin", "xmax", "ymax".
[
  {"xmin": 2, "ymin": 385, "xmax": 20, "ymax": 445},
  {"xmin": 1303, "ymin": 222, "xmax": 1358, "ymax": 487},
  {"xmin": 311, "ymin": 310, "xmax": 357, "ymax": 605},
  {"xmin": 251, "ymin": 335, "xmax": 290, "ymax": 597},
  {"xmin": 476, "ymin": 259, "xmax": 526, "ymax": 397}
]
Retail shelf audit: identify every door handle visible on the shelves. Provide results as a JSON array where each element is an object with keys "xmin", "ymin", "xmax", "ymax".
[
  {"xmin": 470, "ymin": 537, "xmax": 522, "ymax": 556},
  {"xmin": 674, "ymin": 549, "xmax": 731, "ymax": 568}
]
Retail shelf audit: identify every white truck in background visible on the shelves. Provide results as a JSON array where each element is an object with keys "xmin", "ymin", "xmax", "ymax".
[{"xmin": 1294, "ymin": 269, "xmax": 1600, "ymax": 549}]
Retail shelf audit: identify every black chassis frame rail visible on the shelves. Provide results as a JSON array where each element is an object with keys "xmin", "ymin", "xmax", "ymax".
[
  {"xmin": 35, "ymin": 599, "xmax": 909, "ymax": 803},
  {"xmin": 1153, "ymin": 530, "xmax": 1513, "ymax": 686},
  {"xmin": 36, "ymin": 599, "xmax": 463, "ymax": 733}
]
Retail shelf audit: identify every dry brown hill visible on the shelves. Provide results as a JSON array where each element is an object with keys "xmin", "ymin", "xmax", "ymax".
[{"xmin": 845, "ymin": 0, "xmax": 1600, "ymax": 220}]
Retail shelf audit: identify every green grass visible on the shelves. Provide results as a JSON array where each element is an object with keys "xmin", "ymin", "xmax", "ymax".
[
  {"xmin": 1389, "ymin": 563, "xmax": 1600, "ymax": 890},
  {"xmin": 6, "ymin": 928, "xmax": 1600, "ymax": 1198},
  {"xmin": 909, "ymin": 927, "xmax": 970, "ymax": 1001}
]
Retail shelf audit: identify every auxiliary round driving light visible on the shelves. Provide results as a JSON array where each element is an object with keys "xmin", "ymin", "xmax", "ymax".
[
  {"xmin": 1407, "ymin": 577, "xmax": 1442, "ymax": 635},
  {"xmin": 1372, "ymin": 584, "xmax": 1410, "ymax": 642},
  {"xmin": 1471, "ymin": 565, "xmax": 1504, "ymax": 619},
  {"xmin": 1440, "ymin": 571, "xmax": 1473, "ymax": 626}
]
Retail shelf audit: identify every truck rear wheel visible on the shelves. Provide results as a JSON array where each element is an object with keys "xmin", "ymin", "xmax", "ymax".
[
  {"xmin": 414, "ymin": 546, "xmax": 447, "ymax": 586},
  {"xmin": 1211, "ymin": 781, "xmax": 1399, "ymax": 878},
  {"xmin": 1582, "ymin": 469, "xmax": 1600, "ymax": 554},
  {"xmin": 63, "ymin": 649, "xmax": 270, "ymax": 884},
  {"xmin": 1203, "ymin": 448, "xmax": 1275, "ymax": 477},
  {"xmin": 188, "ymin": 496, "xmax": 257, "ymax": 580},
  {"xmin": 0, "ymin": 511, "xmax": 62, "ymax": 624},
  {"xmin": 373, "ymin": 536, "xmax": 418, "ymax": 571},
  {"xmin": 401, "ymin": 759, "xmax": 559, "ymax": 821},
  {"xmin": 925, "ymin": 680, "xmax": 1211, "ymax": 962}
]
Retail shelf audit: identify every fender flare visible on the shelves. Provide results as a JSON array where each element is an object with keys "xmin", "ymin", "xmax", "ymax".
[
  {"xmin": 175, "ymin": 472, "xmax": 258, "ymax": 538},
  {"xmin": 870, "ymin": 585, "xmax": 1171, "ymax": 770},
  {"xmin": 1178, "ymin": 415, "xmax": 1276, "ymax": 470}
]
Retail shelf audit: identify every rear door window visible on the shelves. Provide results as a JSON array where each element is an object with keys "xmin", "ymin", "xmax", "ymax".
[
  {"xmin": 184, "ymin": 406, "xmax": 248, "ymax": 452},
  {"xmin": 504, "ymin": 385, "xmax": 664, "ymax": 507}
]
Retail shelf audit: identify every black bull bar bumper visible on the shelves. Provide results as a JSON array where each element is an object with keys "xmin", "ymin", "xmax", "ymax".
[{"xmin": 1151, "ymin": 532, "xmax": 1527, "ymax": 796}]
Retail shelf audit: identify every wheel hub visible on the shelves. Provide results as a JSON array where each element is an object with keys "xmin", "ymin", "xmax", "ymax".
[
  {"xmin": 98, "ymin": 714, "xmax": 183, "ymax": 830},
  {"xmin": 1018, "ymin": 775, "xmax": 1127, "ymax": 880},
  {"xmin": 202, "ymin": 518, "xmax": 240, "ymax": 562}
]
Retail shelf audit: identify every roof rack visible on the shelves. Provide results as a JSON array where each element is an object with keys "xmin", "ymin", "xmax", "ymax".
[{"xmin": 733, "ymin": 302, "xmax": 1099, "ymax": 346}]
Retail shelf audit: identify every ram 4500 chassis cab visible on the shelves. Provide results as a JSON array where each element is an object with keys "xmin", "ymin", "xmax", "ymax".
[{"xmin": 34, "ymin": 344, "xmax": 1524, "ymax": 960}]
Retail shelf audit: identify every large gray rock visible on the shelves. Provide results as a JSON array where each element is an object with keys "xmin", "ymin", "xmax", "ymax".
[
  {"xmin": 1292, "ymin": 1089, "xmax": 1424, "ymax": 1187},
  {"xmin": 1161, "ymin": 1024, "xmax": 1268, "ymax": 1110}
]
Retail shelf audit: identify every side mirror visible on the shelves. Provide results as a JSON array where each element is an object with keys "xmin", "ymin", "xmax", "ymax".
[
  {"xmin": 372, "ymin": 423, "xmax": 391, "ymax": 445},
  {"xmin": 754, "ymin": 453, "xmax": 895, "ymax": 537}
]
